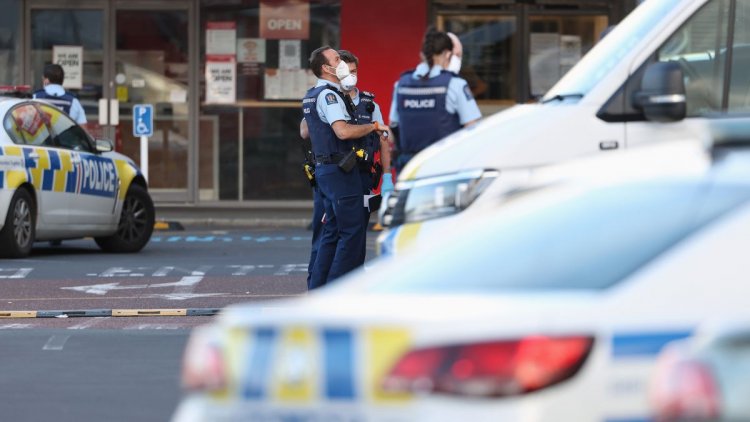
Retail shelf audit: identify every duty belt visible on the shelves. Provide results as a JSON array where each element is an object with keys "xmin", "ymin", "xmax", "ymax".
[{"xmin": 315, "ymin": 153, "xmax": 348, "ymax": 165}]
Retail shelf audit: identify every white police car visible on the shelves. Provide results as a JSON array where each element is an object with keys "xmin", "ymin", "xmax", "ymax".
[
  {"xmin": 172, "ymin": 125, "xmax": 750, "ymax": 422},
  {"xmin": 0, "ymin": 92, "xmax": 154, "ymax": 258}
]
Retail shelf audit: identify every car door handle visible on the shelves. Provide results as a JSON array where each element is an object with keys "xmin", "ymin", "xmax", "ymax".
[
  {"xmin": 28, "ymin": 152, "xmax": 40, "ymax": 160},
  {"xmin": 71, "ymin": 155, "xmax": 81, "ymax": 164}
]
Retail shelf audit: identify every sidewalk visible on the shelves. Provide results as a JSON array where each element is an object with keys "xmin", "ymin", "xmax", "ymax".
[{"xmin": 155, "ymin": 201, "xmax": 313, "ymax": 229}]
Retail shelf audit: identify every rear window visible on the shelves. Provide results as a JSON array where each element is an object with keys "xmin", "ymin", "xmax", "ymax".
[{"xmin": 368, "ymin": 182, "xmax": 750, "ymax": 293}]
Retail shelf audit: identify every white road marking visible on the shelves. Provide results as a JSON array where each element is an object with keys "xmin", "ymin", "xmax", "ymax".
[
  {"xmin": 0, "ymin": 323, "xmax": 33, "ymax": 329},
  {"xmin": 124, "ymin": 324, "xmax": 183, "ymax": 330},
  {"xmin": 62, "ymin": 266, "xmax": 211, "ymax": 300},
  {"xmin": 42, "ymin": 335, "xmax": 70, "ymax": 351},
  {"xmin": 274, "ymin": 264, "xmax": 308, "ymax": 276},
  {"xmin": 229, "ymin": 264, "xmax": 273, "ymax": 276},
  {"xmin": 0, "ymin": 268, "xmax": 33, "ymax": 279},
  {"xmin": 142, "ymin": 292, "xmax": 226, "ymax": 300},
  {"xmin": 68, "ymin": 317, "xmax": 110, "ymax": 330}
]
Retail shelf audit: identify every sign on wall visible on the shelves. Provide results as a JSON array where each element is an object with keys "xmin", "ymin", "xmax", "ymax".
[
  {"xmin": 260, "ymin": 0, "xmax": 310, "ymax": 40},
  {"xmin": 52, "ymin": 45, "xmax": 83, "ymax": 89}
]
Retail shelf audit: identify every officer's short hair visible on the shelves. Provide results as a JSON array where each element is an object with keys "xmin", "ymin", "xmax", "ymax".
[
  {"xmin": 43, "ymin": 64, "xmax": 65, "ymax": 85},
  {"xmin": 339, "ymin": 50, "xmax": 358, "ymax": 68},
  {"xmin": 309, "ymin": 46, "xmax": 333, "ymax": 78}
]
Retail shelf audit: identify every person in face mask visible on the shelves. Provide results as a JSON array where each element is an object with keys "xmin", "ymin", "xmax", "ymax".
[
  {"xmin": 389, "ymin": 27, "xmax": 481, "ymax": 172},
  {"xmin": 301, "ymin": 46, "xmax": 388, "ymax": 289}
]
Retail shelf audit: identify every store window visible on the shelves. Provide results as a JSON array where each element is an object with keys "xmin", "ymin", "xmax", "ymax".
[
  {"xmin": 439, "ymin": 15, "xmax": 519, "ymax": 102},
  {"xmin": 0, "ymin": 0, "xmax": 20, "ymax": 85},
  {"xmin": 436, "ymin": 2, "xmax": 609, "ymax": 105},
  {"xmin": 199, "ymin": 0, "xmax": 340, "ymax": 201}
]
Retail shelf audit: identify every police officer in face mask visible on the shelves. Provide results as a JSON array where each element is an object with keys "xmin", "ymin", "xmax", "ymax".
[
  {"xmin": 389, "ymin": 28, "xmax": 481, "ymax": 172},
  {"xmin": 302, "ymin": 46, "xmax": 388, "ymax": 289},
  {"xmin": 33, "ymin": 64, "xmax": 87, "ymax": 125},
  {"xmin": 337, "ymin": 49, "xmax": 394, "ymax": 264}
]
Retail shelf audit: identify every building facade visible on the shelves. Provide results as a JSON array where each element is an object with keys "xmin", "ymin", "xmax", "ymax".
[{"xmin": 0, "ymin": 0, "xmax": 638, "ymax": 205}]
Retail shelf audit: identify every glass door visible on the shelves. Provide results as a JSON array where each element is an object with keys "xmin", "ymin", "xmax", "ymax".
[
  {"xmin": 113, "ymin": 1, "xmax": 192, "ymax": 202},
  {"xmin": 27, "ymin": 0, "xmax": 194, "ymax": 203},
  {"xmin": 26, "ymin": 1, "xmax": 109, "ymax": 136}
]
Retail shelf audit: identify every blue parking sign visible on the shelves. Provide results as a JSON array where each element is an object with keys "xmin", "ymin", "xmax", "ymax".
[{"xmin": 133, "ymin": 104, "xmax": 154, "ymax": 137}]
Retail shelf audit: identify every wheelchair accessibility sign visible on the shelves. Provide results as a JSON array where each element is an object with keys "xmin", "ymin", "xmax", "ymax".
[{"xmin": 133, "ymin": 104, "xmax": 154, "ymax": 137}]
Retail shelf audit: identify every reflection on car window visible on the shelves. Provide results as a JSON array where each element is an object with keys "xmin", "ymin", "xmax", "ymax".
[
  {"xmin": 368, "ymin": 182, "xmax": 750, "ymax": 294},
  {"xmin": 36, "ymin": 104, "xmax": 92, "ymax": 152},
  {"xmin": 656, "ymin": 0, "xmax": 729, "ymax": 116},
  {"xmin": 4, "ymin": 103, "xmax": 53, "ymax": 146}
]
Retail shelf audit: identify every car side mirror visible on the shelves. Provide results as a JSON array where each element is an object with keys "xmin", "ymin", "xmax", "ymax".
[
  {"xmin": 95, "ymin": 138, "xmax": 114, "ymax": 153},
  {"xmin": 634, "ymin": 61, "xmax": 686, "ymax": 122}
]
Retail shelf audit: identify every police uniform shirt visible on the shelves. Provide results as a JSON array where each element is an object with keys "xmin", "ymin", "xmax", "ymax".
[
  {"xmin": 313, "ymin": 79, "xmax": 351, "ymax": 125},
  {"xmin": 34, "ymin": 84, "xmax": 87, "ymax": 125},
  {"xmin": 352, "ymin": 88, "xmax": 385, "ymax": 125},
  {"xmin": 388, "ymin": 63, "xmax": 480, "ymax": 126}
]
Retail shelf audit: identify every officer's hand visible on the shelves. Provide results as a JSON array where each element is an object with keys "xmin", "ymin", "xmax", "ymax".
[
  {"xmin": 373, "ymin": 121, "xmax": 388, "ymax": 136},
  {"xmin": 381, "ymin": 173, "xmax": 394, "ymax": 196}
]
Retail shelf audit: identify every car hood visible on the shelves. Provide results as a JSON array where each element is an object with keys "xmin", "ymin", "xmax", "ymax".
[{"xmin": 398, "ymin": 103, "xmax": 585, "ymax": 181}]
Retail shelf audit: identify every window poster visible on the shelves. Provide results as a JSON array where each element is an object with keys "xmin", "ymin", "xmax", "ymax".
[
  {"xmin": 560, "ymin": 35, "xmax": 582, "ymax": 75},
  {"xmin": 264, "ymin": 68, "xmax": 282, "ymax": 100},
  {"xmin": 206, "ymin": 21, "xmax": 237, "ymax": 59},
  {"xmin": 260, "ymin": 0, "xmax": 310, "ymax": 40},
  {"xmin": 279, "ymin": 40, "xmax": 301, "ymax": 70},
  {"xmin": 237, "ymin": 38, "xmax": 266, "ymax": 63},
  {"xmin": 206, "ymin": 60, "xmax": 236, "ymax": 104},
  {"xmin": 52, "ymin": 45, "xmax": 83, "ymax": 89}
]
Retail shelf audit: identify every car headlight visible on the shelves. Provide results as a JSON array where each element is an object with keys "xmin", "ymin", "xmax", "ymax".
[{"xmin": 381, "ymin": 169, "xmax": 499, "ymax": 227}]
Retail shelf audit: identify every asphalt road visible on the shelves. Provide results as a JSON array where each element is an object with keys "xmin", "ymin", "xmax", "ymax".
[{"xmin": 0, "ymin": 226, "xmax": 380, "ymax": 421}]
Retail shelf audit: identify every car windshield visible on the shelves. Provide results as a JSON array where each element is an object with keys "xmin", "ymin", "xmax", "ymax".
[
  {"xmin": 542, "ymin": 0, "xmax": 683, "ymax": 101},
  {"xmin": 366, "ymin": 181, "xmax": 750, "ymax": 293}
]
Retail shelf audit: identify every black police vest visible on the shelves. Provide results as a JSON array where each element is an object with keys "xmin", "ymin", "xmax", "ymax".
[
  {"xmin": 33, "ymin": 89, "xmax": 76, "ymax": 115},
  {"xmin": 396, "ymin": 70, "xmax": 462, "ymax": 153},
  {"xmin": 302, "ymin": 84, "xmax": 353, "ymax": 158},
  {"xmin": 355, "ymin": 91, "xmax": 380, "ymax": 163}
]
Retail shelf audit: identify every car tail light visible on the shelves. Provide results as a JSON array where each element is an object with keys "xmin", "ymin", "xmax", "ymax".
[
  {"xmin": 650, "ymin": 347, "xmax": 720, "ymax": 421},
  {"xmin": 382, "ymin": 335, "xmax": 593, "ymax": 397},
  {"xmin": 181, "ymin": 326, "xmax": 227, "ymax": 392}
]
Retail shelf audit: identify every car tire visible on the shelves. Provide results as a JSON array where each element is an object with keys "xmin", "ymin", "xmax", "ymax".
[
  {"xmin": 95, "ymin": 184, "xmax": 154, "ymax": 253},
  {"xmin": 0, "ymin": 189, "xmax": 35, "ymax": 258}
]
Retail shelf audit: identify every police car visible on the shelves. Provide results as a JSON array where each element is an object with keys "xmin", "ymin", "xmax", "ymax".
[
  {"xmin": 171, "ymin": 125, "xmax": 750, "ymax": 422},
  {"xmin": 0, "ymin": 90, "xmax": 154, "ymax": 258},
  {"xmin": 378, "ymin": 0, "xmax": 750, "ymax": 256}
]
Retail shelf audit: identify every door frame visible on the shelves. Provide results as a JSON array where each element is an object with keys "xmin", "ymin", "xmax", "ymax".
[{"xmin": 24, "ymin": 0, "xmax": 196, "ymax": 203}]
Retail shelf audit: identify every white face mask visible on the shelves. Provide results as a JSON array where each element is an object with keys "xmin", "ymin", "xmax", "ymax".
[
  {"xmin": 447, "ymin": 55, "xmax": 462, "ymax": 74},
  {"xmin": 330, "ymin": 60, "xmax": 350, "ymax": 80},
  {"xmin": 341, "ymin": 73, "xmax": 357, "ymax": 91}
]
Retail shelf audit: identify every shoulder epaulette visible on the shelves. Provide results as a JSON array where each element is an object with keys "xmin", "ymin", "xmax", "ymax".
[{"xmin": 360, "ymin": 91, "xmax": 375, "ymax": 99}]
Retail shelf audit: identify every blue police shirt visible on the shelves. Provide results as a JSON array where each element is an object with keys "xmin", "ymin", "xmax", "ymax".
[
  {"xmin": 389, "ymin": 63, "xmax": 480, "ymax": 126},
  {"xmin": 34, "ymin": 84, "xmax": 87, "ymax": 125},
  {"xmin": 314, "ymin": 79, "xmax": 350, "ymax": 125}
]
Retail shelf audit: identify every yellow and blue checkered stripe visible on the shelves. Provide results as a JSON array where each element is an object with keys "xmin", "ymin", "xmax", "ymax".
[
  {"xmin": 1, "ymin": 145, "xmax": 125, "ymax": 199},
  {"xmin": 227, "ymin": 326, "xmax": 412, "ymax": 404}
]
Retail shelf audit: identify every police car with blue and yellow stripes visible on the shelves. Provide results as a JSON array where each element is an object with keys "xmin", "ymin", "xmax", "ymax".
[{"xmin": 0, "ymin": 88, "xmax": 153, "ymax": 258}]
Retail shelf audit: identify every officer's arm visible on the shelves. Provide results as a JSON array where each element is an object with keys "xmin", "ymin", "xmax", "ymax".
[
  {"xmin": 300, "ymin": 119, "xmax": 309, "ymax": 140},
  {"xmin": 330, "ymin": 120, "xmax": 380, "ymax": 140}
]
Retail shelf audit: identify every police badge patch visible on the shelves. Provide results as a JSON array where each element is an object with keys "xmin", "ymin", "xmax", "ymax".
[
  {"xmin": 464, "ymin": 84, "xmax": 474, "ymax": 101},
  {"xmin": 325, "ymin": 93, "xmax": 338, "ymax": 105}
]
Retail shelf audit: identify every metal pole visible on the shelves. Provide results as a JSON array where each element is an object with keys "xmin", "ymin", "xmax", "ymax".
[{"xmin": 140, "ymin": 135, "xmax": 149, "ymax": 181}]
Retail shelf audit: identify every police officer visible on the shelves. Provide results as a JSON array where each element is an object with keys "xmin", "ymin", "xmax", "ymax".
[
  {"xmin": 389, "ymin": 28, "xmax": 481, "ymax": 171},
  {"xmin": 33, "ymin": 64, "xmax": 87, "ymax": 125},
  {"xmin": 338, "ymin": 49, "xmax": 393, "ymax": 263},
  {"xmin": 303, "ymin": 46, "xmax": 387, "ymax": 289}
]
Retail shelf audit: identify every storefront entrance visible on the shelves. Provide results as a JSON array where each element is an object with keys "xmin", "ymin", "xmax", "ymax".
[{"xmin": 24, "ymin": 0, "xmax": 194, "ymax": 202}]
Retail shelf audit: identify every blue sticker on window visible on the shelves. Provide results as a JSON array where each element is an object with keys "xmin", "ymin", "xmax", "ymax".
[
  {"xmin": 463, "ymin": 84, "xmax": 474, "ymax": 101},
  {"xmin": 326, "ymin": 93, "xmax": 338, "ymax": 105}
]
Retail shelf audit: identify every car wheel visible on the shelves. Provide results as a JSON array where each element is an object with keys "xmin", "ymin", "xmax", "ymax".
[
  {"xmin": 0, "ymin": 189, "xmax": 35, "ymax": 258},
  {"xmin": 95, "ymin": 184, "xmax": 154, "ymax": 253}
]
